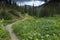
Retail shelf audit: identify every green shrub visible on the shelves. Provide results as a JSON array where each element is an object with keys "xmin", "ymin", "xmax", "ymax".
[
  {"xmin": 9, "ymin": 10, "xmax": 20, "ymax": 17},
  {"xmin": 0, "ymin": 10, "xmax": 13, "ymax": 20},
  {"xmin": 0, "ymin": 20, "xmax": 10, "ymax": 40}
]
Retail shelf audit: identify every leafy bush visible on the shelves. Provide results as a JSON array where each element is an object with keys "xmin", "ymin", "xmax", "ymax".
[
  {"xmin": 0, "ymin": 20, "xmax": 10, "ymax": 40},
  {"xmin": 9, "ymin": 10, "xmax": 20, "ymax": 17},
  {"xmin": 0, "ymin": 8, "xmax": 21, "ymax": 20},
  {"xmin": 0, "ymin": 10, "xmax": 14, "ymax": 20},
  {"xmin": 12, "ymin": 17, "xmax": 60, "ymax": 40},
  {"xmin": 3, "ymin": 20, "xmax": 14, "ymax": 25}
]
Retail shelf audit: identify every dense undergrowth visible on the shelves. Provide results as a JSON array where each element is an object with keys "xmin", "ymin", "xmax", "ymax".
[
  {"xmin": 12, "ymin": 16, "xmax": 60, "ymax": 40},
  {"xmin": 0, "ymin": 6, "xmax": 24, "ymax": 25},
  {"xmin": 0, "ymin": 4, "xmax": 22, "ymax": 40},
  {"xmin": 0, "ymin": 20, "xmax": 10, "ymax": 40},
  {"xmin": 0, "ymin": 2, "xmax": 60, "ymax": 40}
]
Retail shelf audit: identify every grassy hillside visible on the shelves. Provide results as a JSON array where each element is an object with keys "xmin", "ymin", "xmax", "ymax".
[
  {"xmin": 12, "ymin": 2, "xmax": 60, "ymax": 40},
  {"xmin": 0, "ymin": 1, "xmax": 60, "ymax": 40},
  {"xmin": 0, "ymin": 4, "xmax": 25, "ymax": 25},
  {"xmin": 12, "ymin": 15, "xmax": 60, "ymax": 40}
]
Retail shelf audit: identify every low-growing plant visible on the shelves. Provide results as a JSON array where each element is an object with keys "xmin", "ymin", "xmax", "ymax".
[
  {"xmin": 12, "ymin": 17, "xmax": 60, "ymax": 40},
  {"xmin": 0, "ymin": 10, "xmax": 14, "ymax": 20},
  {"xmin": 0, "ymin": 20, "xmax": 10, "ymax": 40}
]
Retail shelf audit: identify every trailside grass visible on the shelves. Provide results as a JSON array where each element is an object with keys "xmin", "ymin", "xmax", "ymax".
[
  {"xmin": 12, "ymin": 16, "xmax": 60, "ymax": 40},
  {"xmin": 0, "ymin": 20, "xmax": 10, "ymax": 40}
]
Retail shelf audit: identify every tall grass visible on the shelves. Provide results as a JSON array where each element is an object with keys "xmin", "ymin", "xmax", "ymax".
[
  {"xmin": 12, "ymin": 16, "xmax": 60, "ymax": 40},
  {"xmin": 0, "ymin": 20, "xmax": 10, "ymax": 40}
]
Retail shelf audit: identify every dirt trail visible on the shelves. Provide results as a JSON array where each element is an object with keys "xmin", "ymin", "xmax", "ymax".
[
  {"xmin": 5, "ymin": 18, "xmax": 27, "ymax": 40},
  {"xmin": 5, "ymin": 24, "xmax": 19, "ymax": 40}
]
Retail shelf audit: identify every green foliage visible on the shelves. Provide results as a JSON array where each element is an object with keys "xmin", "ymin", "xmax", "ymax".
[
  {"xmin": 12, "ymin": 16, "xmax": 60, "ymax": 40},
  {"xmin": 0, "ymin": 8, "xmax": 21, "ymax": 20},
  {"xmin": 26, "ymin": 4, "xmax": 60, "ymax": 17},
  {"xmin": 3, "ymin": 20, "xmax": 14, "ymax": 25},
  {"xmin": 0, "ymin": 11, "xmax": 13, "ymax": 20},
  {"xmin": 39, "ymin": 7, "xmax": 50, "ymax": 17},
  {"xmin": 39, "ymin": 5, "xmax": 60, "ymax": 17},
  {"xmin": 9, "ymin": 10, "xmax": 20, "ymax": 17},
  {"xmin": 0, "ymin": 20, "xmax": 10, "ymax": 40}
]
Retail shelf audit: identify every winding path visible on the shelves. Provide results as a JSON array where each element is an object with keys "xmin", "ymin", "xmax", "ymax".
[
  {"xmin": 5, "ymin": 18, "xmax": 27, "ymax": 40},
  {"xmin": 5, "ymin": 23, "xmax": 19, "ymax": 40}
]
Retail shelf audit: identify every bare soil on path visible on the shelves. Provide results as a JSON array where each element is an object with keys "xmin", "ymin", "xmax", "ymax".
[
  {"xmin": 5, "ymin": 23, "xmax": 19, "ymax": 40},
  {"xmin": 5, "ymin": 18, "xmax": 27, "ymax": 40}
]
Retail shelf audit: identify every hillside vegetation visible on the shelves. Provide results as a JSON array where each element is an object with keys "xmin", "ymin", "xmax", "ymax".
[
  {"xmin": 0, "ymin": 1, "xmax": 60, "ymax": 40},
  {"xmin": 0, "ymin": 20, "xmax": 10, "ymax": 40},
  {"xmin": 12, "ymin": 2, "xmax": 60, "ymax": 40},
  {"xmin": 12, "ymin": 15, "xmax": 60, "ymax": 40}
]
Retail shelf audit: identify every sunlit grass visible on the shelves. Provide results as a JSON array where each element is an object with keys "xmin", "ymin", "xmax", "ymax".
[
  {"xmin": 0, "ymin": 20, "xmax": 10, "ymax": 40},
  {"xmin": 12, "ymin": 15, "xmax": 60, "ymax": 40}
]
